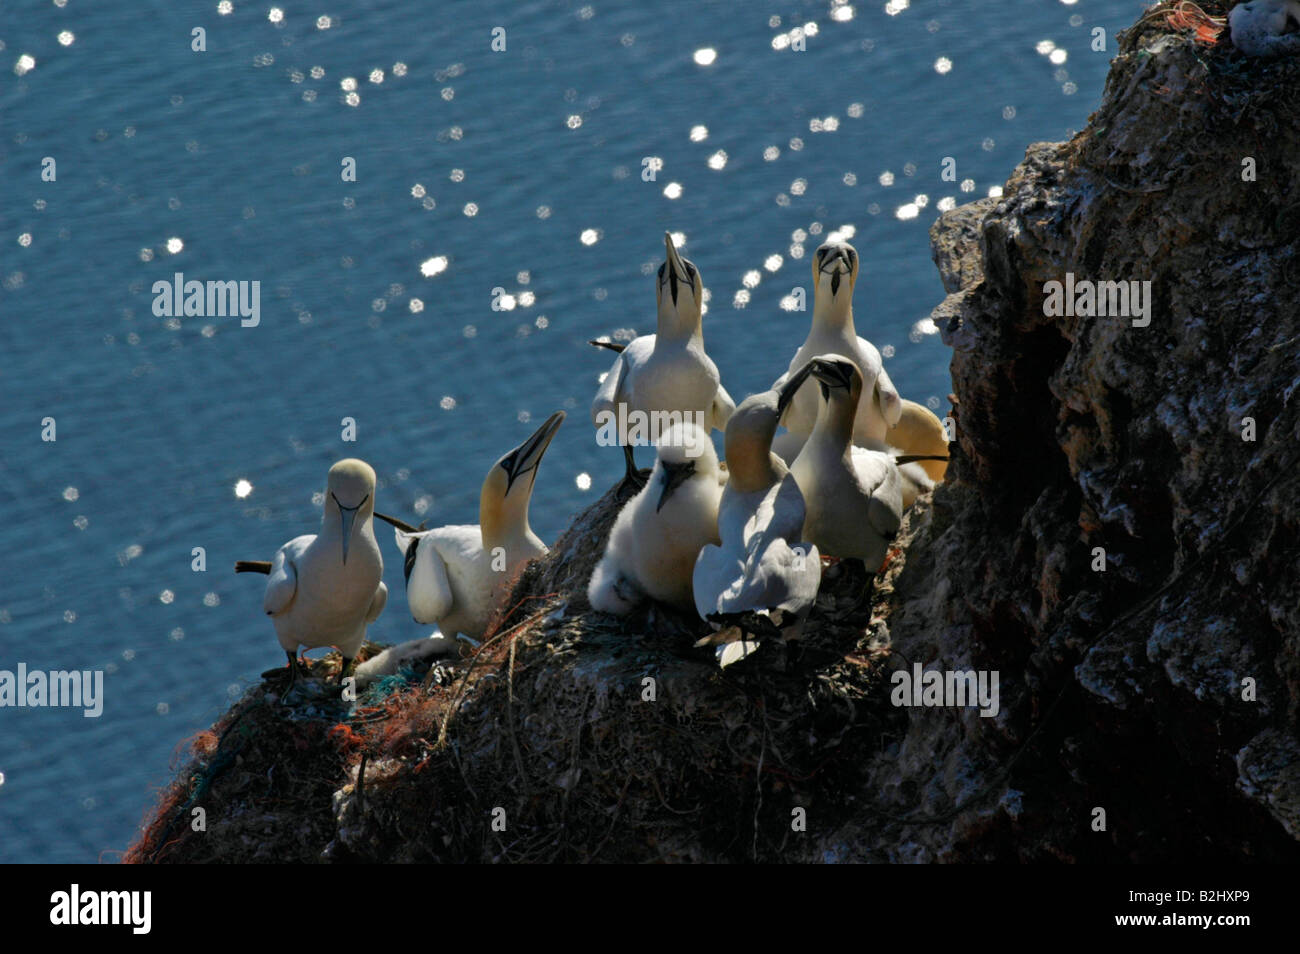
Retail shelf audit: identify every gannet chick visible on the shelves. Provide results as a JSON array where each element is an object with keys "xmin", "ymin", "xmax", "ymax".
[
  {"xmin": 790, "ymin": 355, "xmax": 903, "ymax": 571},
  {"xmin": 1230, "ymin": 1, "xmax": 1300, "ymax": 57},
  {"xmin": 774, "ymin": 241, "xmax": 901, "ymax": 451},
  {"xmin": 376, "ymin": 411, "xmax": 564, "ymax": 641},
  {"xmin": 590, "ymin": 232, "xmax": 735, "ymax": 491},
  {"xmin": 589, "ymin": 421, "xmax": 723, "ymax": 615},
  {"xmin": 693, "ymin": 367, "xmax": 821, "ymax": 667},
  {"xmin": 235, "ymin": 458, "xmax": 387, "ymax": 697}
]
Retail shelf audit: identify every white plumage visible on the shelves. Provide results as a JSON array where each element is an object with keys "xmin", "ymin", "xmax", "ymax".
[
  {"xmin": 790, "ymin": 355, "xmax": 904, "ymax": 571},
  {"xmin": 591, "ymin": 233, "xmax": 734, "ymax": 485},
  {"xmin": 774, "ymin": 240, "xmax": 901, "ymax": 450},
  {"xmin": 246, "ymin": 458, "xmax": 387, "ymax": 680},
  {"xmin": 589, "ymin": 421, "xmax": 723, "ymax": 614},
  {"xmin": 693, "ymin": 373, "xmax": 821, "ymax": 665},
  {"xmin": 388, "ymin": 411, "xmax": 564, "ymax": 641}
]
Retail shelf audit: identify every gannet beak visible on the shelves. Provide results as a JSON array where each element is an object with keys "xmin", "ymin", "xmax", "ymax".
[
  {"xmin": 339, "ymin": 507, "xmax": 356, "ymax": 565},
  {"xmin": 663, "ymin": 231, "xmax": 689, "ymax": 306},
  {"xmin": 657, "ymin": 460, "xmax": 696, "ymax": 513},
  {"xmin": 504, "ymin": 410, "xmax": 566, "ymax": 495},
  {"xmin": 817, "ymin": 245, "xmax": 854, "ymax": 296},
  {"xmin": 332, "ymin": 492, "xmax": 368, "ymax": 565},
  {"xmin": 777, "ymin": 361, "xmax": 815, "ymax": 416},
  {"xmin": 809, "ymin": 357, "xmax": 854, "ymax": 392}
]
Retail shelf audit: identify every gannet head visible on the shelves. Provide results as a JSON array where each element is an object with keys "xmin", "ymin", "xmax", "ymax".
[
  {"xmin": 481, "ymin": 411, "xmax": 565, "ymax": 533},
  {"xmin": 651, "ymin": 421, "xmax": 716, "ymax": 512},
  {"xmin": 656, "ymin": 232, "xmax": 703, "ymax": 331},
  {"xmin": 725, "ymin": 365, "xmax": 814, "ymax": 489},
  {"xmin": 324, "ymin": 458, "xmax": 377, "ymax": 565},
  {"xmin": 808, "ymin": 353, "xmax": 863, "ymax": 406},
  {"xmin": 811, "ymin": 241, "xmax": 858, "ymax": 312}
]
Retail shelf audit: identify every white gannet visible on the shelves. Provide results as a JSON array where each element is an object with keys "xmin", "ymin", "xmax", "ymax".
[
  {"xmin": 588, "ymin": 420, "xmax": 724, "ymax": 615},
  {"xmin": 590, "ymin": 232, "xmax": 735, "ymax": 490},
  {"xmin": 235, "ymin": 458, "xmax": 387, "ymax": 696},
  {"xmin": 775, "ymin": 397, "xmax": 947, "ymax": 509},
  {"xmin": 375, "ymin": 411, "xmax": 564, "ymax": 642},
  {"xmin": 1229, "ymin": 1, "xmax": 1300, "ymax": 57},
  {"xmin": 692, "ymin": 366, "xmax": 821, "ymax": 666},
  {"xmin": 790, "ymin": 355, "xmax": 904, "ymax": 572},
  {"xmin": 774, "ymin": 240, "xmax": 901, "ymax": 453}
]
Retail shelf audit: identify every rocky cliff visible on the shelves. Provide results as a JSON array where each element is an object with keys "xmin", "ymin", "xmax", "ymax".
[{"xmin": 128, "ymin": 3, "xmax": 1300, "ymax": 863}]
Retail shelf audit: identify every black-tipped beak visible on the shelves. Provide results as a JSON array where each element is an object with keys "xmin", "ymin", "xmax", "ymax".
[
  {"xmin": 504, "ymin": 410, "xmax": 565, "ymax": 495},
  {"xmin": 809, "ymin": 358, "xmax": 853, "ymax": 392},
  {"xmin": 656, "ymin": 460, "xmax": 695, "ymax": 513},
  {"xmin": 777, "ymin": 361, "xmax": 815, "ymax": 416}
]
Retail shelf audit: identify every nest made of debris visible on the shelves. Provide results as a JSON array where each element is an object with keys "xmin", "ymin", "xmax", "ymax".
[{"xmin": 127, "ymin": 483, "xmax": 915, "ymax": 863}]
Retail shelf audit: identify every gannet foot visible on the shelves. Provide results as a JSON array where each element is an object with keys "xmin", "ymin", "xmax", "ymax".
[
  {"xmin": 617, "ymin": 445, "xmax": 649, "ymax": 496},
  {"xmin": 276, "ymin": 651, "xmax": 306, "ymax": 705}
]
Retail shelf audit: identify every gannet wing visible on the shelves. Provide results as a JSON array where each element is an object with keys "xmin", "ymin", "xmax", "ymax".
[
  {"xmin": 711, "ymin": 382, "xmax": 736, "ymax": 430},
  {"xmin": 263, "ymin": 536, "xmax": 309, "ymax": 617},
  {"xmin": 868, "ymin": 353, "xmax": 903, "ymax": 428},
  {"xmin": 366, "ymin": 581, "xmax": 388, "ymax": 623},
  {"xmin": 395, "ymin": 529, "xmax": 455, "ymax": 624},
  {"xmin": 591, "ymin": 350, "xmax": 628, "ymax": 426},
  {"xmin": 692, "ymin": 542, "xmax": 743, "ymax": 621},
  {"xmin": 866, "ymin": 464, "xmax": 904, "ymax": 541}
]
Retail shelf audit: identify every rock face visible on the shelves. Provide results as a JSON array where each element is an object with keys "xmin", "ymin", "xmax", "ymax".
[
  {"xmin": 129, "ymin": 4, "xmax": 1300, "ymax": 863},
  {"xmin": 850, "ymin": 6, "xmax": 1300, "ymax": 861}
]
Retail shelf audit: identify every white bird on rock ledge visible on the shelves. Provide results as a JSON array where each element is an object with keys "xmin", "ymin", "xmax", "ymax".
[
  {"xmin": 236, "ymin": 458, "xmax": 387, "ymax": 698},
  {"xmin": 376, "ymin": 411, "xmax": 565, "ymax": 642},
  {"xmin": 693, "ymin": 365, "xmax": 821, "ymax": 667}
]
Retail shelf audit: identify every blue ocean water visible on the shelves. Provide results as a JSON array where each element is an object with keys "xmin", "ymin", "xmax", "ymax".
[{"xmin": 0, "ymin": 0, "xmax": 1142, "ymax": 862}]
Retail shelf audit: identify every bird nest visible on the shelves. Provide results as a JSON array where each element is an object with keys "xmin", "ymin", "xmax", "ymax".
[{"xmin": 127, "ymin": 484, "xmax": 912, "ymax": 863}]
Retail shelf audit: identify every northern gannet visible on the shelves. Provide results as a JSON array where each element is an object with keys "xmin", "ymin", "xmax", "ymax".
[
  {"xmin": 375, "ymin": 411, "xmax": 564, "ymax": 641},
  {"xmin": 588, "ymin": 420, "xmax": 724, "ymax": 615},
  {"xmin": 590, "ymin": 232, "xmax": 735, "ymax": 491},
  {"xmin": 235, "ymin": 458, "xmax": 387, "ymax": 697},
  {"xmin": 692, "ymin": 366, "xmax": 821, "ymax": 666},
  {"xmin": 774, "ymin": 241, "xmax": 901, "ymax": 451},
  {"xmin": 790, "ymin": 355, "xmax": 904, "ymax": 572}
]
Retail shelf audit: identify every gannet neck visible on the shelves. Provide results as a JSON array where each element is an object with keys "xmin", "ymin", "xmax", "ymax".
[
  {"xmin": 812, "ymin": 295, "xmax": 855, "ymax": 332},
  {"xmin": 656, "ymin": 301, "xmax": 703, "ymax": 341},
  {"xmin": 725, "ymin": 398, "xmax": 785, "ymax": 493},
  {"xmin": 815, "ymin": 387, "xmax": 856, "ymax": 449},
  {"xmin": 480, "ymin": 472, "xmax": 533, "ymax": 549}
]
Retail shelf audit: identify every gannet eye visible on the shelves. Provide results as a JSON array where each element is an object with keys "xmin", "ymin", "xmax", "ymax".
[{"xmin": 684, "ymin": 262, "xmax": 697, "ymax": 281}]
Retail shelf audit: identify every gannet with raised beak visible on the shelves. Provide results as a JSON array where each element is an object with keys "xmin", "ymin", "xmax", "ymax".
[
  {"xmin": 693, "ymin": 366, "xmax": 821, "ymax": 666},
  {"xmin": 235, "ymin": 458, "xmax": 387, "ymax": 695},
  {"xmin": 589, "ymin": 420, "xmax": 724, "ymax": 615},
  {"xmin": 791, "ymin": 355, "xmax": 904, "ymax": 571},
  {"xmin": 376, "ymin": 411, "xmax": 564, "ymax": 641},
  {"xmin": 591, "ymin": 232, "xmax": 735, "ymax": 490},
  {"xmin": 774, "ymin": 241, "xmax": 901, "ymax": 453}
]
